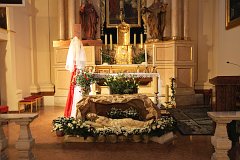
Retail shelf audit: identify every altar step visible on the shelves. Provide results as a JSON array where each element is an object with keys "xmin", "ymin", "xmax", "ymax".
[{"xmin": 175, "ymin": 89, "xmax": 212, "ymax": 107}]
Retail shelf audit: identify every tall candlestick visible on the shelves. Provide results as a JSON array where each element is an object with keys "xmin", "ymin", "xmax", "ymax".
[
  {"xmin": 105, "ymin": 34, "xmax": 107, "ymax": 46},
  {"xmin": 145, "ymin": 44, "xmax": 147, "ymax": 65},
  {"xmin": 133, "ymin": 34, "xmax": 136, "ymax": 47},
  {"xmin": 165, "ymin": 85, "xmax": 169, "ymax": 102},
  {"xmin": 140, "ymin": 34, "xmax": 143, "ymax": 48},
  {"xmin": 110, "ymin": 34, "xmax": 112, "ymax": 50}
]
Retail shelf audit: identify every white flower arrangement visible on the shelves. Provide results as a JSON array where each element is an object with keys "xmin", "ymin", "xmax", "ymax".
[{"xmin": 52, "ymin": 116, "xmax": 176, "ymax": 137}]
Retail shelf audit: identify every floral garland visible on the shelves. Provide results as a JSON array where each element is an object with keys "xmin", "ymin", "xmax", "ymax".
[
  {"xmin": 52, "ymin": 116, "xmax": 176, "ymax": 138},
  {"xmin": 165, "ymin": 77, "xmax": 176, "ymax": 108}
]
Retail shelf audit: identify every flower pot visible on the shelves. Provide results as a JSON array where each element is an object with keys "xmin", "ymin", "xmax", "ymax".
[
  {"xmin": 131, "ymin": 135, "xmax": 141, "ymax": 142},
  {"xmin": 118, "ymin": 135, "xmax": 127, "ymax": 142},
  {"xmin": 56, "ymin": 130, "xmax": 65, "ymax": 137},
  {"xmin": 106, "ymin": 134, "xmax": 117, "ymax": 143},
  {"xmin": 97, "ymin": 135, "xmax": 106, "ymax": 142},
  {"xmin": 85, "ymin": 136, "xmax": 95, "ymax": 142},
  {"xmin": 142, "ymin": 135, "xmax": 149, "ymax": 143}
]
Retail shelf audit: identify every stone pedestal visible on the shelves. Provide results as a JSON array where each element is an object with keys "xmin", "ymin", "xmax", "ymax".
[
  {"xmin": 0, "ymin": 114, "xmax": 38, "ymax": 160},
  {"xmin": 15, "ymin": 121, "xmax": 36, "ymax": 160},
  {"xmin": 208, "ymin": 112, "xmax": 240, "ymax": 160},
  {"xmin": 0, "ymin": 121, "xmax": 8, "ymax": 160}
]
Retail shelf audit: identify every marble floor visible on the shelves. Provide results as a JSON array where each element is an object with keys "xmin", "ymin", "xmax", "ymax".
[{"xmin": 3, "ymin": 106, "xmax": 240, "ymax": 160}]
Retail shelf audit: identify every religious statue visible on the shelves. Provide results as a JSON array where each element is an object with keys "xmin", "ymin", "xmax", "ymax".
[
  {"xmin": 80, "ymin": 0, "xmax": 99, "ymax": 40},
  {"xmin": 141, "ymin": 0, "xmax": 167, "ymax": 41},
  {"xmin": 85, "ymin": 113, "xmax": 153, "ymax": 129}
]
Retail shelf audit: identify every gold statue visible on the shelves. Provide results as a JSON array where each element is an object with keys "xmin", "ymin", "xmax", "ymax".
[
  {"xmin": 141, "ymin": 0, "xmax": 168, "ymax": 41},
  {"xmin": 115, "ymin": 9, "xmax": 132, "ymax": 64}
]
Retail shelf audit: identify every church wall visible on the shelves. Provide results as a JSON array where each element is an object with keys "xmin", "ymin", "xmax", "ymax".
[
  {"xmin": 213, "ymin": 0, "xmax": 240, "ymax": 76},
  {"xmin": 195, "ymin": 0, "xmax": 240, "ymax": 90},
  {"xmin": 195, "ymin": 0, "xmax": 214, "ymax": 89}
]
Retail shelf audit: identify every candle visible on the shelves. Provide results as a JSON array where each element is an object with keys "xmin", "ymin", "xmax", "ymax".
[
  {"xmin": 105, "ymin": 34, "xmax": 107, "ymax": 46},
  {"xmin": 110, "ymin": 34, "xmax": 112, "ymax": 50},
  {"xmin": 140, "ymin": 34, "xmax": 143, "ymax": 48},
  {"xmin": 165, "ymin": 85, "xmax": 169, "ymax": 102},
  {"xmin": 133, "ymin": 34, "xmax": 136, "ymax": 47},
  {"xmin": 145, "ymin": 44, "xmax": 147, "ymax": 65}
]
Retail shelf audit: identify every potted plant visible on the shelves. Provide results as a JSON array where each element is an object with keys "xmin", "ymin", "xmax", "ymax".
[
  {"xmin": 104, "ymin": 74, "xmax": 139, "ymax": 94},
  {"xmin": 52, "ymin": 117, "xmax": 68, "ymax": 137},
  {"xmin": 76, "ymin": 69, "xmax": 95, "ymax": 95}
]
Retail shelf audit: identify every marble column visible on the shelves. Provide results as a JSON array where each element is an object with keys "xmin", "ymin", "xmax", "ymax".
[
  {"xmin": 58, "ymin": 0, "xmax": 65, "ymax": 40},
  {"xmin": 29, "ymin": 14, "xmax": 40, "ymax": 93},
  {"xmin": 68, "ymin": 0, "xmax": 76, "ymax": 39},
  {"xmin": 171, "ymin": 0, "xmax": 182, "ymax": 40},
  {"xmin": 183, "ymin": 0, "xmax": 190, "ymax": 40}
]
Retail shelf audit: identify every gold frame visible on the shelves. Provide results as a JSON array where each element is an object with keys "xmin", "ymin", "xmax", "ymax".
[
  {"xmin": 106, "ymin": 0, "xmax": 141, "ymax": 28},
  {"xmin": 226, "ymin": 0, "xmax": 240, "ymax": 30}
]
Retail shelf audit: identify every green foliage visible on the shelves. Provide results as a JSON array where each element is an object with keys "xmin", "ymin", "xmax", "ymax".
[
  {"xmin": 149, "ymin": 116, "xmax": 177, "ymax": 137},
  {"xmin": 104, "ymin": 74, "xmax": 139, "ymax": 94},
  {"xmin": 107, "ymin": 107, "xmax": 141, "ymax": 120},
  {"xmin": 76, "ymin": 70, "xmax": 95, "ymax": 94},
  {"xmin": 101, "ymin": 48, "xmax": 113, "ymax": 64},
  {"xmin": 52, "ymin": 116, "xmax": 176, "ymax": 138},
  {"xmin": 133, "ymin": 51, "xmax": 146, "ymax": 64}
]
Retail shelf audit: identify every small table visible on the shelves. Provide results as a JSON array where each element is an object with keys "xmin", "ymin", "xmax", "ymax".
[{"xmin": 0, "ymin": 113, "xmax": 38, "ymax": 160}]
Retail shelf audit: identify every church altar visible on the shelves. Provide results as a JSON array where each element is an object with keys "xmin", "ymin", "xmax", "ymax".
[{"xmin": 93, "ymin": 72, "xmax": 161, "ymax": 97}]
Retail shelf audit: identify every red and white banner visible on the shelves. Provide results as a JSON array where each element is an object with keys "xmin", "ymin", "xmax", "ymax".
[{"xmin": 64, "ymin": 37, "xmax": 86, "ymax": 118}]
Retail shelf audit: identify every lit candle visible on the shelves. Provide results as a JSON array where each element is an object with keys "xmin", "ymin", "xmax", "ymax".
[
  {"xmin": 145, "ymin": 44, "xmax": 147, "ymax": 65},
  {"xmin": 110, "ymin": 34, "xmax": 112, "ymax": 50},
  {"xmin": 165, "ymin": 85, "xmax": 169, "ymax": 102},
  {"xmin": 105, "ymin": 34, "xmax": 107, "ymax": 46},
  {"xmin": 140, "ymin": 34, "xmax": 143, "ymax": 48},
  {"xmin": 133, "ymin": 34, "xmax": 136, "ymax": 47}
]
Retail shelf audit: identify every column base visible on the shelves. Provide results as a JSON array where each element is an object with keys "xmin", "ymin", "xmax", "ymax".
[
  {"xmin": 39, "ymin": 83, "xmax": 54, "ymax": 92},
  {"xmin": 16, "ymin": 138, "xmax": 35, "ymax": 160},
  {"xmin": 171, "ymin": 36, "xmax": 182, "ymax": 40}
]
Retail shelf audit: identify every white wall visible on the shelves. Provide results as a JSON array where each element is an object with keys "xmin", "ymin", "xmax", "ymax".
[{"xmin": 213, "ymin": 0, "xmax": 240, "ymax": 76}]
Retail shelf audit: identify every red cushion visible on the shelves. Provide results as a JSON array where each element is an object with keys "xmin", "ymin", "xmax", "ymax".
[
  {"xmin": 0, "ymin": 106, "xmax": 8, "ymax": 113},
  {"xmin": 24, "ymin": 95, "xmax": 43, "ymax": 100},
  {"xmin": 19, "ymin": 99, "xmax": 35, "ymax": 102}
]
